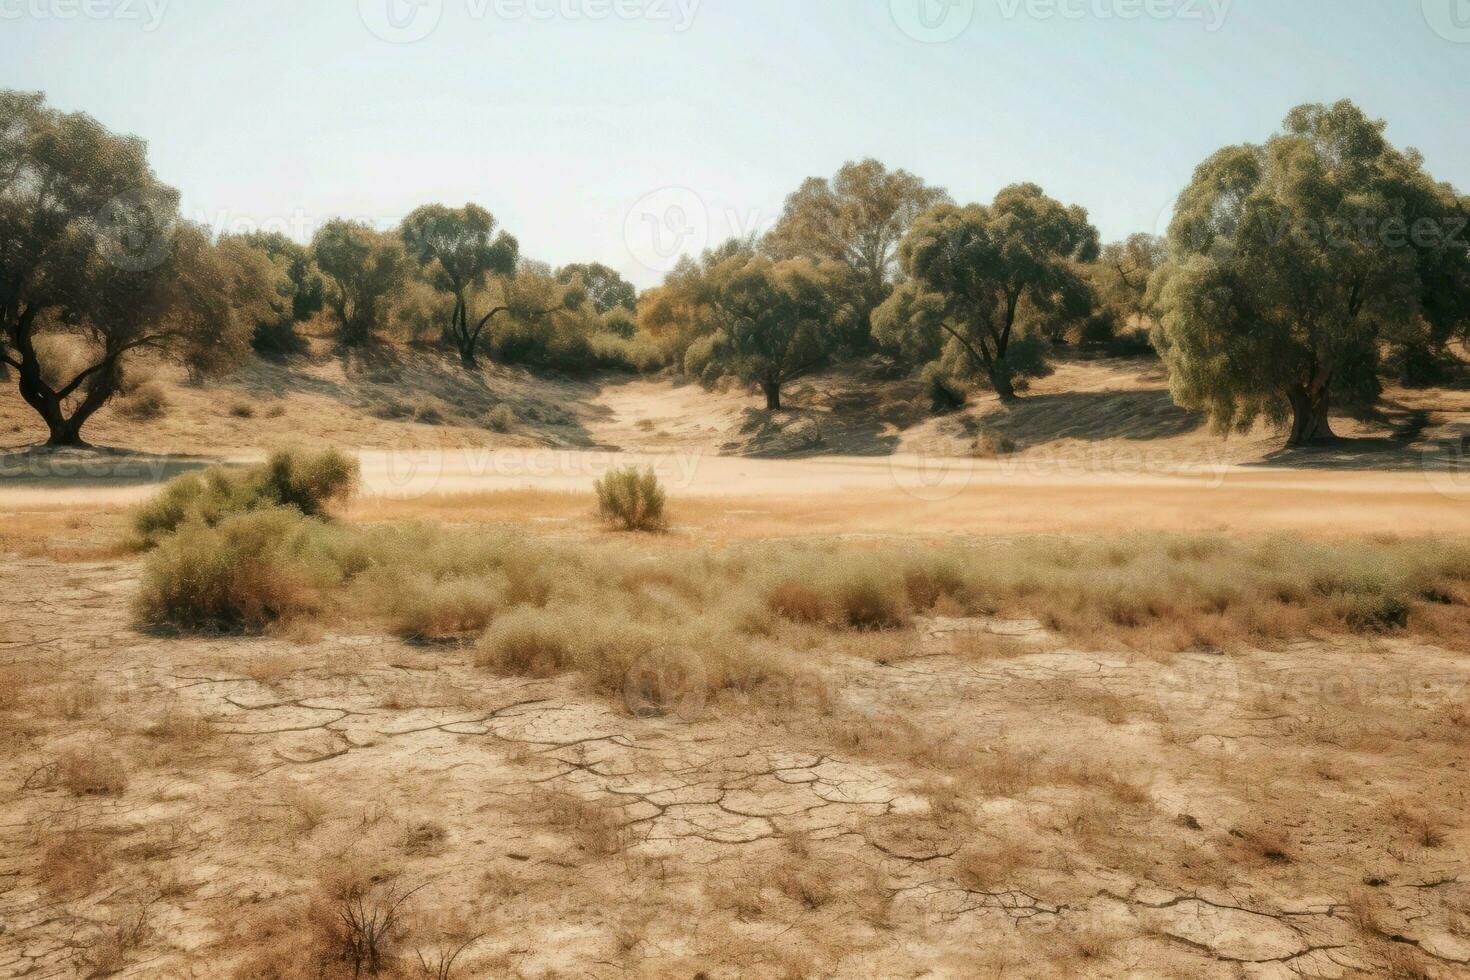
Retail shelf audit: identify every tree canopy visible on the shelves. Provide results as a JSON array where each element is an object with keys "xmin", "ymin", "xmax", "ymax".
[
  {"xmin": 874, "ymin": 184, "xmax": 1100, "ymax": 400},
  {"xmin": 1149, "ymin": 100, "xmax": 1470, "ymax": 446},
  {"xmin": 764, "ymin": 159, "xmax": 949, "ymax": 346},
  {"xmin": 312, "ymin": 219, "xmax": 407, "ymax": 349},
  {"xmin": 556, "ymin": 262, "xmax": 636, "ymax": 315},
  {"xmin": 700, "ymin": 254, "xmax": 850, "ymax": 410},
  {"xmin": 0, "ymin": 90, "xmax": 264, "ymax": 446},
  {"xmin": 399, "ymin": 203, "xmax": 519, "ymax": 367}
]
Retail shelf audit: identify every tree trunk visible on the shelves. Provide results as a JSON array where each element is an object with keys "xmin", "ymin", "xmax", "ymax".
[
  {"xmin": 45, "ymin": 416, "xmax": 88, "ymax": 448},
  {"xmin": 763, "ymin": 382, "xmax": 782, "ymax": 412},
  {"xmin": 458, "ymin": 340, "xmax": 478, "ymax": 370},
  {"xmin": 1286, "ymin": 385, "xmax": 1335, "ymax": 447},
  {"xmin": 989, "ymin": 363, "xmax": 1017, "ymax": 403}
]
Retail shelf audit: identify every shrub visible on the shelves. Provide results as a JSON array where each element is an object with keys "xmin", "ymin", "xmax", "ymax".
[
  {"xmin": 972, "ymin": 429, "xmax": 1018, "ymax": 458},
  {"xmin": 374, "ymin": 573, "xmax": 504, "ymax": 642},
  {"xmin": 833, "ymin": 571, "xmax": 909, "ymax": 630},
  {"xmin": 485, "ymin": 403, "xmax": 516, "ymax": 433},
  {"xmin": 228, "ymin": 400, "xmax": 256, "ymax": 419},
  {"xmin": 477, "ymin": 606, "xmax": 574, "ymax": 676},
  {"xmin": 921, "ymin": 362, "xmax": 967, "ymax": 413},
  {"xmin": 131, "ymin": 448, "xmax": 358, "ymax": 546},
  {"xmin": 596, "ymin": 466, "xmax": 667, "ymax": 532},
  {"xmin": 116, "ymin": 381, "xmax": 169, "ymax": 421},
  {"xmin": 135, "ymin": 509, "xmax": 344, "ymax": 632}
]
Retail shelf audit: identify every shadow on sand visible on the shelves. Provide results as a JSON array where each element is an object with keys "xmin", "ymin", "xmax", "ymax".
[{"xmin": 0, "ymin": 445, "xmax": 219, "ymax": 487}]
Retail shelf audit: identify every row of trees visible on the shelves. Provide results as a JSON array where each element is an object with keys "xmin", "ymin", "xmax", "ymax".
[
  {"xmin": 3, "ymin": 88, "xmax": 1467, "ymax": 449},
  {"xmin": 0, "ymin": 89, "xmax": 649, "ymax": 445},
  {"xmin": 638, "ymin": 103, "xmax": 1470, "ymax": 446}
]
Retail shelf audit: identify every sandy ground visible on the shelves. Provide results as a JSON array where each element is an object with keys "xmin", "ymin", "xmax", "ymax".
[
  {"xmin": 5, "ymin": 352, "xmax": 1470, "ymax": 976},
  {"xmin": 2, "ymin": 538, "xmax": 1470, "ymax": 977}
]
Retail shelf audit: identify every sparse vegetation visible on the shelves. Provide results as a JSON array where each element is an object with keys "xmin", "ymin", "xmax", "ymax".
[{"xmin": 594, "ymin": 466, "xmax": 667, "ymax": 531}]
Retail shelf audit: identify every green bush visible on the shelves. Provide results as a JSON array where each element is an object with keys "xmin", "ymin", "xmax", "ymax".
[
  {"xmin": 595, "ymin": 466, "xmax": 667, "ymax": 532},
  {"xmin": 131, "ymin": 448, "xmax": 358, "ymax": 546}
]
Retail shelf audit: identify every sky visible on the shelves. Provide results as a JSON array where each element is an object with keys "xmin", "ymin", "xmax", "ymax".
[{"xmin": 2, "ymin": 0, "xmax": 1468, "ymax": 289}]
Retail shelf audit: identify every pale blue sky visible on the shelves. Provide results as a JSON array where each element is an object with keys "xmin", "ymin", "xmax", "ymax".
[{"xmin": 3, "ymin": 0, "xmax": 1468, "ymax": 288}]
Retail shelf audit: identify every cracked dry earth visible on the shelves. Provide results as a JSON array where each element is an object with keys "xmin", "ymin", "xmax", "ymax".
[{"xmin": 3, "ymin": 554, "xmax": 1470, "ymax": 977}]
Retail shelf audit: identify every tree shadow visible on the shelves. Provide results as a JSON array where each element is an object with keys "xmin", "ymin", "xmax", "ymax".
[
  {"xmin": 0, "ymin": 445, "xmax": 217, "ymax": 487},
  {"xmin": 222, "ymin": 344, "xmax": 607, "ymax": 449},
  {"xmin": 1251, "ymin": 405, "xmax": 1469, "ymax": 471},
  {"xmin": 973, "ymin": 389, "xmax": 1206, "ymax": 445}
]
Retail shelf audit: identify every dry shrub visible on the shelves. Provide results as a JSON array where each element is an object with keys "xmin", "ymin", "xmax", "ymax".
[
  {"xmin": 375, "ymin": 574, "xmax": 503, "ymax": 642},
  {"xmin": 60, "ymin": 747, "xmax": 128, "ymax": 796},
  {"xmin": 116, "ymin": 380, "xmax": 169, "ymax": 421},
  {"xmin": 484, "ymin": 403, "xmax": 516, "ymax": 433},
  {"xmin": 131, "ymin": 447, "xmax": 358, "ymax": 546},
  {"xmin": 972, "ymin": 428, "xmax": 1018, "ymax": 458},
  {"xmin": 954, "ymin": 840, "xmax": 1028, "ymax": 892},
  {"xmin": 767, "ymin": 579, "xmax": 829, "ymax": 623},
  {"xmin": 83, "ymin": 899, "xmax": 157, "ymax": 978},
  {"xmin": 540, "ymin": 792, "xmax": 629, "ymax": 857},
  {"xmin": 476, "ymin": 606, "xmax": 573, "ymax": 676},
  {"xmin": 228, "ymin": 399, "xmax": 257, "ymax": 419},
  {"xmin": 595, "ymin": 466, "xmax": 667, "ymax": 532},
  {"xmin": 771, "ymin": 863, "xmax": 835, "ymax": 910},
  {"xmin": 39, "ymin": 830, "xmax": 113, "ymax": 897},
  {"xmin": 136, "ymin": 509, "xmax": 344, "ymax": 632}
]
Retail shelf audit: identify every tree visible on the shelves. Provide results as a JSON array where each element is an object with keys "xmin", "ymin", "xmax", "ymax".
[
  {"xmin": 875, "ymin": 184, "xmax": 1100, "ymax": 401},
  {"xmin": 764, "ymin": 159, "xmax": 949, "ymax": 346},
  {"xmin": 398, "ymin": 204, "xmax": 518, "ymax": 367},
  {"xmin": 704, "ymin": 254, "xmax": 848, "ymax": 410},
  {"xmin": 0, "ymin": 90, "xmax": 263, "ymax": 447},
  {"xmin": 225, "ymin": 232, "xmax": 321, "ymax": 357},
  {"xmin": 636, "ymin": 238, "xmax": 757, "ymax": 370},
  {"xmin": 1084, "ymin": 233, "xmax": 1166, "ymax": 340},
  {"xmin": 556, "ymin": 262, "xmax": 635, "ymax": 315},
  {"xmin": 1150, "ymin": 100, "xmax": 1470, "ymax": 447},
  {"xmin": 311, "ymin": 220, "xmax": 406, "ymax": 348}
]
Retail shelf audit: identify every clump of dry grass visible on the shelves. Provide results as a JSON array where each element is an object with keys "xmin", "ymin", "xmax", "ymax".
[
  {"xmin": 136, "ymin": 508, "xmax": 346, "ymax": 631},
  {"xmin": 59, "ymin": 747, "xmax": 129, "ymax": 796},
  {"xmin": 39, "ymin": 830, "xmax": 113, "ymax": 897},
  {"xmin": 116, "ymin": 380, "xmax": 169, "ymax": 421},
  {"xmin": 131, "ymin": 447, "xmax": 358, "ymax": 547},
  {"xmin": 484, "ymin": 403, "xmax": 516, "ymax": 433},
  {"xmin": 595, "ymin": 466, "xmax": 667, "ymax": 532}
]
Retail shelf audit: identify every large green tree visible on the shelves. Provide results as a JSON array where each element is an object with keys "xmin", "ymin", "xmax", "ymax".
[
  {"xmin": 311, "ymin": 220, "xmax": 406, "ymax": 348},
  {"xmin": 1150, "ymin": 100, "xmax": 1470, "ymax": 447},
  {"xmin": 398, "ymin": 203, "xmax": 519, "ymax": 367},
  {"xmin": 704, "ymin": 254, "xmax": 849, "ymax": 410},
  {"xmin": 874, "ymin": 184, "xmax": 1099, "ymax": 400},
  {"xmin": 764, "ymin": 159, "xmax": 949, "ymax": 346},
  {"xmin": 0, "ymin": 90, "xmax": 265, "ymax": 446}
]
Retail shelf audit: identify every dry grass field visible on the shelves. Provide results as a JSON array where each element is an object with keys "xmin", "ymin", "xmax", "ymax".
[{"xmin": 4, "ymin": 355, "xmax": 1470, "ymax": 979}]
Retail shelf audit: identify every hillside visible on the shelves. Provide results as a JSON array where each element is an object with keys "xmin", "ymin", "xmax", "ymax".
[{"xmin": 4, "ymin": 344, "xmax": 1467, "ymax": 472}]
